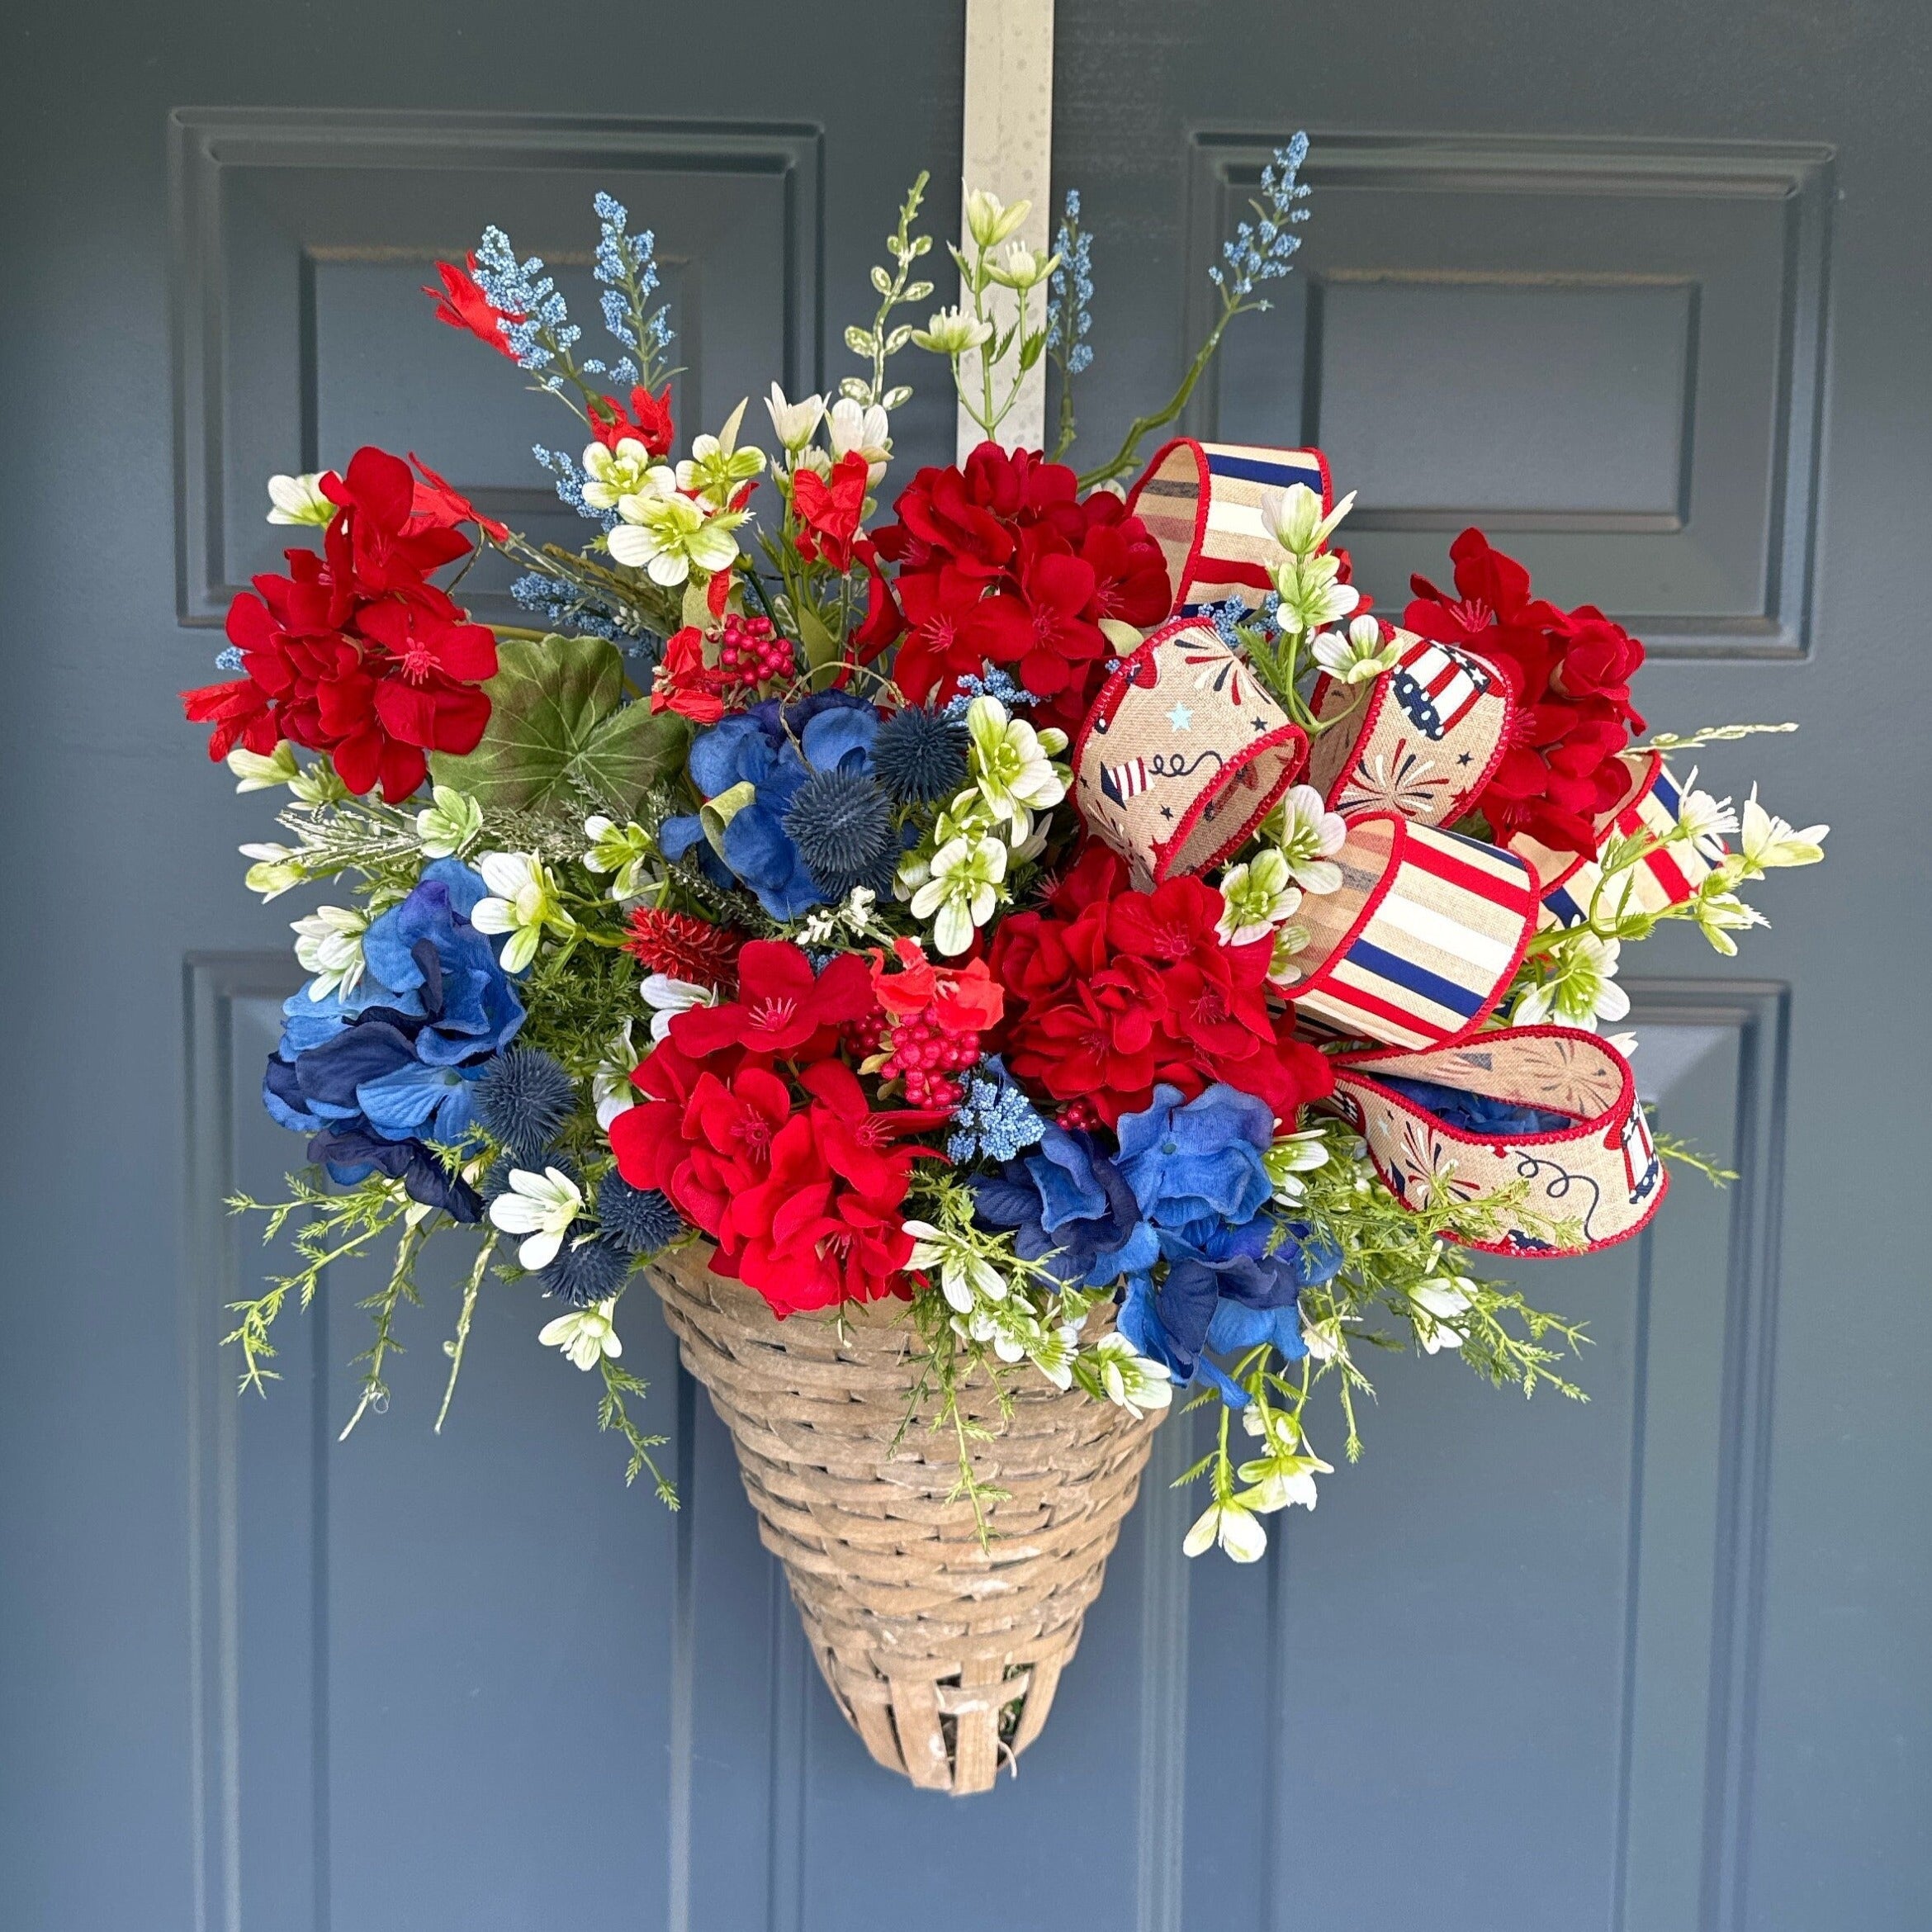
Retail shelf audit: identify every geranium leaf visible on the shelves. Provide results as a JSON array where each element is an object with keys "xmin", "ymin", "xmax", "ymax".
[{"xmin": 429, "ymin": 633, "xmax": 681, "ymax": 814}]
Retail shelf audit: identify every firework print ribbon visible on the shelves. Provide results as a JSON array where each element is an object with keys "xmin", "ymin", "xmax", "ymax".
[
  {"xmin": 1304, "ymin": 627, "xmax": 1515, "ymax": 831},
  {"xmin": 1073, "ymin": 617, "xmax": 1308, "ymax": 890},
  {"xmin": 1325, "ymin": 1026, "xmax": 1668, "ymax": 1256},
  {"xmin": 1285, "ymin": 812, "xmax": 1539, "ymax": 1052},
  {"xmin": 1126, "ymin": 437, "xmax": 1333, "ymax": 612}
]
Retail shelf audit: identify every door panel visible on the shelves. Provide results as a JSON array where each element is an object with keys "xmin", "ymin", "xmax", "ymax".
[{"xmin": 1055, "ymin": 3, "xmax": 1928, "ymax": 1927}]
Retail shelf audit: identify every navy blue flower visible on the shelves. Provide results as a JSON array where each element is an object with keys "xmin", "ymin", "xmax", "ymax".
[
  {"xmin": 597, "ymin": 1172, "xmax": 684, "ymax": 1254},
  {"xmin": 973, "ymin": 1126, "xmax": 1160, "ymax": 1292},
  {"xmin": 307, "ymin": 1124, "xmax": 483, "ymax": 1223},
  {"xmin": 661, "ymin": 696, "xmax": 886, "ymax": 920},
  {"xmin": 472, "ymin": 1046, "xmax": 577, "ymax": 1163},
  {"xmin": 534, "ymin": 1229, "xmax": 632, "ymax": 1306},
  {"xmin": 1115, "ymin": 1082, "xmax": 1275, "ymax": 1229}
]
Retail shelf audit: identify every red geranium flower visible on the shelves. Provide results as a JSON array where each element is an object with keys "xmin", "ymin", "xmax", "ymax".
[
  {"xmin": 866, "ymin": 441, "xmax": 1173, "ymax": 713},
  {"xmin": 989, "ymin": 862, "xmax": 1333, "ymax": 1127},
  {"xmin": 668, "ymin": 941, "xmax": 874, "ymax": 1062},
  {"xmin": 1404, "ymin": 528, "xmax": 1648, "ymax": 856},
  {"xmin": 588, "ymin": 382, "xmax": 675, "ymax": 459},
  {"xmin": 181, "ymin": 445, "xmax": 500, "ymax": 803},
  {"xmin": 791, "ymin": 451, "xmax": 870, "ymax": 571},
  {"xmin": 870, "ymin": 938, "xmax": 1005, "ymax": 1033},
  {"xmin": 407, "ymin": 453, "xmax": 509, "ymax": 542},
  {"xmin": 649, "ymin": 625, "xmax": 728, "ymax": 725},
  {"xmin": 422, "ymin": 254, "xmax": 523, "ymax": 359}
]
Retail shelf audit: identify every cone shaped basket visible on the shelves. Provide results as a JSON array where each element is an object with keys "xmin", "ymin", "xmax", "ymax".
[{"xmin": 649, "ymin": 1248, "xmax": 1163, "ymax": 1794}]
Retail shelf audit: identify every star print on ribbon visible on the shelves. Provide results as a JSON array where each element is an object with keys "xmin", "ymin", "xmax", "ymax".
[
  {"xmin": 1065, "ymin": 438, "xmax": 1676, "ymax": 1255},
  {"xmin": 1073, "ymin": 617, "xmax": 1307, "ymax": 891}
]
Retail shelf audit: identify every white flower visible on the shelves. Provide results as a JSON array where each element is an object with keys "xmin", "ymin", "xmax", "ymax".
[
  {"xmin": 1261, "ymin": 481, "xmax": 1355, "ymax": 559},
  {"xmin": 1740, "ymin": 788, "xmax": 1828, "ymax": 869},
  {"xmin": 1674, "ymin": 766, "xmax": 1739, "ymax": 856},
  {"xmin": 1693, "ymin": 890, "xmax": 1769, "ymax": 958},
  {"xmin": 227, "ymin": 742, "xmax": 298, "ymax": 792},
  {"xmin": 826, "ymin": 396, "xmax": 893, "ymax": 485},
  {"xmin": 414, "ymin": 785, "xmax": 484, "ymax": 859},
  {"xmin": 765, "ymin": 381, "xmax": 826, "ymax": 452},
  {"xmin": 581, "ymin": 815, "xmax": 656, "ymax": 901},
  {"xmin": 904, "ymin": 831, "xmax": 1008, "ymax": 956},
  {"xmin": 1513, "ymin": 932, "xmax": 1630, "ymax": 1030},
  {"xmin": 1606, "ymin": 1030, "xmax": 1641, "ymax": 1058},
  {"xmin": 1271, "ymin": 784, "xmax": 1347, "ymax": 893},
  {"xmin": 291, "ymin": 905, "xmax": 368, "ymax": 1001},
  {"xmin": 1183, "ymin": 1499, "xmax": 1267, "ymax": 1563},
  {"xmin": 1300, "ymin": 1313, "xmax": 1342, "ymax": 1361},
  {"xmin": 987, "ymin": 242, "xmax": 1059, "ymax": 290},
  {"xmin": 902, "ymin": 1221, "xmax": 1009, "ymax": 1314},
  {"xmin": 1216, "ymin": 848, "xmax": 1303, "ymax": 946},
  {"xmin": 1267, "ymin": 1127, "xmax": 1331, "ymax": 1205},
  {"xmin": 488, "ymin": 1166, "xmax": 585, "ymax": 1271},
  {"xmin": 266, "ymin": 471, "xmax": 335, "ymax": 526},
  {"xmin": 592, "ymin": 1020, "xmax": 642, "ymax": 1129},
  {"xmin": 1410, "ymin": 1272, "xmax": 1475, "ymax": 1353},
  {"xmin": 911, "ymin": 305, "xmax": 994, "ymax": 355},
  {"xmin": 239, "ymin": 842, "xmax": 304, "ymax": 899},
  {"xmin": 608, "ymin": 486, "xmax": 745, "ymax": 586},
  {"xmin": 1271, "ymin": 552, "xmax": 1361, "ymax": 635},
  {"xmin": 964, "ymin": 694, "xmax": 1068, "ymax": 843},
  {"xmin": 964, "ymin": 187, "xmax": 1030, "ymax": 249},
  {"xmin": 675, "ymin": 400, "xmax": 767, "ymax": 509},
  {"xmin": 1312, "ymin": 613, "xmax": 1403, "ymax": 686},
  {"xmin": 537, "ymin": 1298, "xmax": 622, "ymax": 1371},
  {"xmin": 470, "ymin": 851, "xmax": 574, "ymax": 973},
  {"xmin": 1087, "ymin": 1333, "xmax": 1173, "ymax": 1421},
  {"xmin": 639, "ymin": 973, "xmax": 716, "ymax": 1043},
  {"xmin": 580, "ymin": 436, "xmax": 661, "ymax": 511}
]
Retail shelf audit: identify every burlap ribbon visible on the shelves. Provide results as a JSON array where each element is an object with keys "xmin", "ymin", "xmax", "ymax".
[{"xmin": 1064, "ymin": 440, "xmax": 1691, "ymax": 1255}]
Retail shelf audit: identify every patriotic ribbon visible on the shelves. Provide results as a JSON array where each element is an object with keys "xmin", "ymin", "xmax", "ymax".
[
  {"xmin": 1063, "ymin": 438, "xmax": 1677, "ymax": 1255},
  {"xmin": 1126, "ymin": 438, "xmax": 1333, "ymax": 612},
  {"xmin": 1073, "ymin": 618, "xmax": 1307, "ymax": 891},
  {"xmin": 1518, "ymin": 750, "xmax": 1713, "ymax": 925}
]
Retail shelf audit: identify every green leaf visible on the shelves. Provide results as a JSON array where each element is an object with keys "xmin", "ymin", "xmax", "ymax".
[
  {"xmin": 429, "ymin": 634, "xmax": 686, "ymax": 816},
  {"xmin": 1018, "ymin": 328, "xmax": 1048, "ymax": 372},
  {"xmin": 794, "ymin": 602, "xmax": 841, "ymax": 675}
]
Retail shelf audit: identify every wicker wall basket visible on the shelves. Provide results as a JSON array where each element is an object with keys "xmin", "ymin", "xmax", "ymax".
[{"xmin": 648, "ymin": 1247, "xmax": 1165, "ymax": 1794}]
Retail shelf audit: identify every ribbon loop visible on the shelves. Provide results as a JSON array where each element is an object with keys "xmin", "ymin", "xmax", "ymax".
[
  {"xmin": 1286, "ymin": 814, "xmax": 1537, "ymax": 1051},
  {"xmin": 1073, "ymin": 618, "xmax": 1307, "ymax": 890},
  {"xmin": 1518, "ymin": 751, "xmax": 1713, "ymax": 924},
  {"xmin": 1328, "ymin": 1028, "xmax": 1667, "ymax": 1255},
  {"xmin": 1126, "ymin": 437, "xmax": 1332, "ymax": 613},
  {"xmin": 1305, "ymin": 627, "xmax": 1514, "ymax": 829}
]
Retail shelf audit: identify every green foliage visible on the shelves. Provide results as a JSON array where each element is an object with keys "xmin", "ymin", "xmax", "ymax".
[{"xmin": 431, "ymin": 634, "xmax": 687, "ymax": 815}]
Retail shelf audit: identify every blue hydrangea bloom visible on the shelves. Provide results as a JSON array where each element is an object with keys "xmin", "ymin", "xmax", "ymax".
[
  {"xmin": 306, "ymin": 1123, "xmax": 482, "ymax": 1223},
  {"xmin": 661, "ymin": 695, "xmax": 883, "ymax": 921},
  {"xmin": 973, "ymin": 1127, "xmax": 1160, "ymax": 1293},
  {"xmin": 1115, "ymin": 1082, "xmax": 1276, "ymax": 1229},
  {"xmin": 1374, "ymin": 1073, "xmax": 1572, "ymax": 1137}
]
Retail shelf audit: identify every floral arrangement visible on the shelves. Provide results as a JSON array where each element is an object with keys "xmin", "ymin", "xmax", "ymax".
[{"xmin": 188, "ymin": 141, "xmax": 1825, "ymax": 1561}]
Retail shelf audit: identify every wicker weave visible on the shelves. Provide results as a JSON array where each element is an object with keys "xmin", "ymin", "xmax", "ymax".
[{"xmin": 649, "ymin": 1248, "xmax": 1163, "ymax": 1794}]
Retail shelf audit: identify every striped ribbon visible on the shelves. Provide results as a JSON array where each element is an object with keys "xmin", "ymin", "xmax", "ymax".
[
  {"xmin": 1125, "ymin": 438, "xmax": 1332, "ymax": 612},
  {"xmin": 1287, "ymin": 814, "xmax": 1538, "ymax": 1052},
  {"xmin": 1073, "ymin": 439, "xmax": 1669, "ymax": 1254}
]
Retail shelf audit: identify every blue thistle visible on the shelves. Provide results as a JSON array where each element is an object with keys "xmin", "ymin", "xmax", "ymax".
[
  {"xmin": 872, "ymin": 707, "xmax": 968, "ymax": 804},
  {"xmin": 534, "ymin": 1229, "xmax": 632, "ymax": 1307},
  {"xmin": 472, "ymin": 1047, "xmax": 577, "ymax": 1164},
  {"xmin": 598, "ymin": 1174, "xmax": 685, "ymax": 1256},
  {"xmin": 783, "ymin": 769, "xmax": 895, "ymax": 897}
]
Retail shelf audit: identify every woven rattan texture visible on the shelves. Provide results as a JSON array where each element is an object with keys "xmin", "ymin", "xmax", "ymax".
[{"xmin": 650, "ymin": 1249, "xmax": 1163, "ymax": 1794}]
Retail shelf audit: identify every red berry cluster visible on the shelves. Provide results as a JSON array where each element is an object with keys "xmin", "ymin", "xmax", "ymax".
[
  {"xmin": 841, "ymin": 1010, "xmax": 889, "ymax": 1060},
  {"xmin": 1057, "ymin": 1097, "xmax": 1101, "ymax": 1132},
  {"xmin": 878, "ymin": 1013, "xmax": 981, "ymax": 1110},
  {"xmin": 714, "ymin": 613, "xmax": 794, "ymax": 689}
]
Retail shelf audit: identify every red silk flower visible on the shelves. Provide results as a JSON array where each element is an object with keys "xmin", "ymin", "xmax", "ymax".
[
  {"xmin": 988, "ymin": 845, "xmax": 1333, "ymax": 1128},
  {"xmin": 181, "ymin": 445, "xmax": 499, "ymax": 803},
  {"xmin": 863, "ymin": 442, "xmax": 1172, "ymax": 730},
  {"xmin": 422, "ymin": 254, "xmax": 523, "ymax": 359},
  {"xmin": 588, "ymin": 382, "xmax": 675, "ymax": 459},
  {"xmin": 791, "ymin": 451, "xmax": 871, "ymax": 571},
  {"xmin": 1404, "ymin": 528, "xmax": 1647, "ymax": 857}
]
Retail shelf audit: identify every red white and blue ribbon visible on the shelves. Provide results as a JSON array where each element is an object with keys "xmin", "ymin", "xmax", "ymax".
[{"xmin": 1065, "ymin": 439, "xmax": 1675, "ymax": 1256}]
